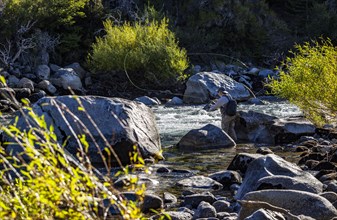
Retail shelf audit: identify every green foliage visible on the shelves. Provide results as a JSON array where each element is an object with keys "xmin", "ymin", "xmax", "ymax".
[
  {"xmin": 88, "ymin": 18, "xmax": 189, "ymax": 87},
  {"xmin": 1, "ymin": 0, "xmax": 89, "ymax": 31},
  {"xmin": 0, "ymin": 0, "xmax": 105, "ymax": 65},
  {"xmin": 268, "ymin": 38, "xmax": 337, "ymax": 125},
  {"xmin": 149, "ymin": 0, "xmax": 289, "ymax": 64},
  {"xmin": 305, "ymin": 2, "xmax": 337, "ymax": 40}
]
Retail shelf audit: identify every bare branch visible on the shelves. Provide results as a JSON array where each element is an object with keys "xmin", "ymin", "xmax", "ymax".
[
  {"xmin": 17, "ymin": 20, "xmax": 37, "ymax": 35},
  {"xmin": 0, "ymin": 40, "xmax": 12, "ymax": 67}
]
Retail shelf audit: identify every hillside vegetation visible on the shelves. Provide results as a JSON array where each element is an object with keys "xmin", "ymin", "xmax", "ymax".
[{"xmin": 0, "ymin": 0, "xmax": 337, "ymax": 88}]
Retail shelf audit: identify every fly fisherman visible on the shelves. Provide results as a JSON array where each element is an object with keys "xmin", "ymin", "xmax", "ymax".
[{"xmin": 209, "ymin": 88, "xmax": 237, "ymax": 141}]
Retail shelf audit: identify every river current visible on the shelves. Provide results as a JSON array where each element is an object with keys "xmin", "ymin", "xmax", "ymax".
[{"xmin": 144, "ymin": 98, "xmax": 303, "ymax": 196}]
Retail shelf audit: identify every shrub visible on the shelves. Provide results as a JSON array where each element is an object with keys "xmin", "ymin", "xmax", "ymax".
[
  {"xmin": 268, "ymin": 38, "xmax": 337, "ymax": 125},
  {"xmin": 88, "ymin": 18, "xmax": 189, "ymax": 87}
]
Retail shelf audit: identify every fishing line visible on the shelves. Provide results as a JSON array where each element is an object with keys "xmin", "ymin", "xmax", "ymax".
[{"xmin": 122, "ymin": 51, "xmax": 256, "ymax": 100}]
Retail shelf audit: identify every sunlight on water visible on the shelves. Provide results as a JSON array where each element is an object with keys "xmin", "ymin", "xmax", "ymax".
[
  {"xmin": 152, "ymin": 99, "xmax": 303, "ymax": 146},
  {"xmin": 145, "ymin": 100, "xmax": 303, "ymax": 197}
]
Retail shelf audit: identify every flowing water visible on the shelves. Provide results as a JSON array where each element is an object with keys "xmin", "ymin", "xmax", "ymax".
[
  {"xmin": 0, "ymin": 98, "xmax": 305, "ymax": 198},
  {"xmin": 144, "ymin": 98, "xmax": 304, "ymax": 196}
]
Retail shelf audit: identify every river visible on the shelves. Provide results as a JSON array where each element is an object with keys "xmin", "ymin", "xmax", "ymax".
[{"xmin": 143, "ymin": 97, "xmax": 304, "ymax": 196}]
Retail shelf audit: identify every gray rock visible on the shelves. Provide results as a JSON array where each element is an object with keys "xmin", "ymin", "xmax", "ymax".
[
  {"xmin": 193, "ymin": 201, "xmax": 217, "ymax": 219},
  {"xmin": 29, "ymin": 90, "xmax": 46, "ymax": 103},
  {"xmin": 193, "ymin": 65, "xmax": 202, "ymax": 73},
  {"xmin": 235, "ymin": 111, "xmax": 277, "ymax": 144},
  {"xmin": 326, "ymin": 180, "xmax": 337, "ymax": 193},
  {"xmin": 236, "ymin": 111, "xmax": 315, "ymax": 145},
  {"xmin": 235, "ymin": 154, "xmax": 323, "ymax": 200},
  {"xmin": 7, "ymin": 75, "xmax": 20, "ymax": 87},
  {"xmin": 244, "ymin": 208, "xmax": 286, "ymax": 220},
  {"xmin": 50, "ymin": 68, "xmax": 83, "ymax": 91},
  {"xmin": 258, "ymin": 69, "xmax": 277, "ymax": 78},
  {"xmin": 166, "ymin": 97, "xmax": 183, "ymax": 106},
  {"xmin": 183, "ymin": 192, "xmax": 216, "ymax": 208},
  {"xmin": 256, "ymin": 147, "xmax": 273, "ymax": 155},
  {"xmin": 18, "ymin": 77, "xmax": 34, "ymax": 91},
  {"xmin": 256, "ymin": 175, "xmax": 323, "ymax": 194},
  {"xmin": 177, "ymin": 124, "xmax": 236, "ymax": 150},
  {"xmin": 163, "ymin": 192, "xmax": 177, "ymax": 204},
  {"xmin": 212, "ymin": 200, "xmax": 232, "ymax": 213},
  {"xmin": 134, "ymin": 96, "xmax": 161, "ymax": 106},
  {"xmin": 247, "ymin": 67, "xmax": 260, "ymax": 75},
  {"xmin": 151, "ymin": 211, "xmax": 193, "ymax": 220},
  {"xmin": 227, "ymin": 153, "xmax": 262, "ymax": 174},
  {"xmin": 49, "ymin": 64, "xmax": 61, "ymax": 72},
  {"xmin": 319, "ymin": 192, "xmax": 337, "ymax": 208},
  {"xmin": 65, "ymin": 62, "xmax": 86, "ymax": 79},
  {"xmin": 4, "ymin": 96, "xmax": 162, "ymax": 166},
  {"xmin": 209, "ymin": 170, "xmax": 242, "ymax": 188},
  {"xmin": 183, "ymin": 72, "xmax": 251, "ymax": 104},
  {"xmin": 122, "ymin": 192, "xmax": 163, "ymax": 213},
  {"xmin": 22, "ymin": 73, "xmax": 37, "ymax": 80},
  {"xmin": 37, "ymin": 80, "xmax": 57, "ymax": 94},
  {"xmin": 177, "ymin": 175, "xmax": 223, "ymax": 190},
  {"xmin": 36, "ymin": 64, "xmax": 50, "ymax": 80},
  {"xmin": 217, "ymin": 212, "xmax": 231, "ymax": 219},
  {"xmin": 242, "ymin": 189, "xmax": 337, "ymax": 220},
  {"xmin": 156, "ymin": 166, "xmax": 170, "ymax": 173}
]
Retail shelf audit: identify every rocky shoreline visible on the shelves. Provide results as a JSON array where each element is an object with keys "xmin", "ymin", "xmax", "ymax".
[
  {"xmin": 144, "ymin": 132, "xmax": 337, "ymax": 219},
  {"xmin": 1, "ymin": 62, "xmax": 337, "ymax": 219}
]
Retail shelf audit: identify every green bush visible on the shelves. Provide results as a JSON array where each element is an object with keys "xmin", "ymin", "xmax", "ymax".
[
  {"xmin": 88, "ymin": 18, "xmax": 189, "ymax": 87},
  {"xmin": 268, "ymin": 38, "xmax": 337, "ymax": 125}
]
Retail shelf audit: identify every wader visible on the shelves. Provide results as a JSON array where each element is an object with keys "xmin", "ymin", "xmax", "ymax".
[{"xmin": 220, "ymin": 104, "xmax": 237, "ymax": 141}]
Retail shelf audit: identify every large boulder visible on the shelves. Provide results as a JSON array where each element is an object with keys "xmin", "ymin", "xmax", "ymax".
[
  {"xmin": 4, "ymin": 96, "xmax": 162, "ymax": 166},
  {"xmin": 177, "ymin": 124, "xmax": 236, "ymax": 150},
  {"xmin": 183, "ymin": 72, "xmax": 251, "ymax": 104},
  {"xmin": 235, "ymin": 111, "xmax": 316, "ymax": 144},
  {"xmin": 241, "ymin": 190, "xmax": 337, "ymax": 220},
  {"xmin": 235, "ymin": 154, "xmax": 323, "ymax": 200}
]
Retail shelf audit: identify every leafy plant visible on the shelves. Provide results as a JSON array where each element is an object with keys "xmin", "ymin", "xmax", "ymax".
[
  {"xmin": 268, "ymin": 38, "xmax": 337, "ymax": 125},
  {"xmin": 88, "ymin": 18, "xmax": 189, "ymax": 87}
]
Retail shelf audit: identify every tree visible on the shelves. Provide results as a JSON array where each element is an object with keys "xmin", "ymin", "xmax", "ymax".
[{"xmin": 268, "ymin": 38, "xmax": 337, "ymax": 126}]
